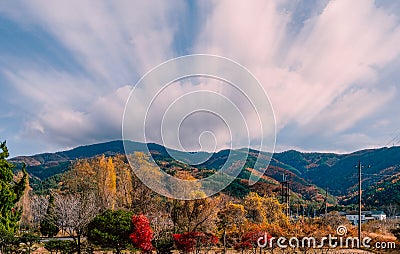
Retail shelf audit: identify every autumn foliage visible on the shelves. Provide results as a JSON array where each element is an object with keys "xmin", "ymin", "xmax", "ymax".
[
  {"xmin": 14, "ymin": 149, "xmax": 371, "ymax": 253},
  {"xmin": 130, "ymin": 214, "xmax": 154, "ymax": 253},
  {"xmin": 173, "ymin": 232, "xmax": 218, "ymax": 253},
  {"xmin": 235, "ymin": 230, "xmax": 271, "ymax": 252}
]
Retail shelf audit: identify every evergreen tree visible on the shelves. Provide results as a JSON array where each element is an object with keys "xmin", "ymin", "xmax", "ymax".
[
  {"xmin": 40, "ymin": 195, "xmax": 59, "ymax": 237},
  {"xmin": 0, "ymin": 141, "xmax": 27, "ymax": 234},
  {"xmin": 86, "ymin": 210, "xmax": 133, "ymax": 254}
]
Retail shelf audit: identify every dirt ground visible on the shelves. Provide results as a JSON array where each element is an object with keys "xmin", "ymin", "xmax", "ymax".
[{"xmin": 30, "ymin": 247, "xmax": 379, "ymax": 254}]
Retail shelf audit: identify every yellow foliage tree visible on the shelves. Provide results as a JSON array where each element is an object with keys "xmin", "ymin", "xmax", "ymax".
[
  {"xmin": 128, "ymin": 152, "xmax": 164, "ymax": 214},
  {"xmin": 170, "ymin": 194, "xmax": 220, "ymax": 233},
  {"xmin": 113, "ymin": 155, "xmax": 133, "ymax": 209},
  {"xmin": 218, "ymin": 202, "xmax": 247, "ymax": 250},
  {"xmin": 95, "ymin": 155, "xmax": 117, "ymax": 210},
  {"xmin": 63, "ymin": 159, "xmax": 97, "ymax": 193},
  {"xmin": 105, "ymin": 157, "xmax": 117, "ymax": 210},
  {"xmin": 244, "ymin": 192, "xmax": 266, "ymax": 224}
]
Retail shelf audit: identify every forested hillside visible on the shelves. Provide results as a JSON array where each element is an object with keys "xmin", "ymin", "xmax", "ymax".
[{"xmin": 10, "ymin": 141, "xmax": 400, "ymax": 209}]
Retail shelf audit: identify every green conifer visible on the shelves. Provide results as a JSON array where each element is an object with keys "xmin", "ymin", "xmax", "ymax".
[{"xmin": 0, "ymin": 141, "xmax": 27, "ymax": 234}]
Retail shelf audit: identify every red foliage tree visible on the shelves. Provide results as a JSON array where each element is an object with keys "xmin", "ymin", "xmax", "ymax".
[
  {"xmin": 234, "ymin": 230, "xmax": 271, "ymax": 254},
  {"xmin": 130, "ymin": 214, "xmax": 154, "ymax": 253},
  {"xmin": 173, "ymin": 232, "xmax": 218, "ymax": 253}
]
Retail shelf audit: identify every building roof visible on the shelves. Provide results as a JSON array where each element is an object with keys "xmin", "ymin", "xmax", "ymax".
[
  {"xmin": 370, "ymin": 211, "xmax": 386, "ymax": 215},
  {"xmin": 344, "ymin": 211, "xmax": 386, "ymax": 216}
]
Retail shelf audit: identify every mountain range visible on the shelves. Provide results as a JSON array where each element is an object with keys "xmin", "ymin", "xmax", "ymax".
[{"xmin": 10, "ymin": 140, "xmax": 400, "ymax": 209}]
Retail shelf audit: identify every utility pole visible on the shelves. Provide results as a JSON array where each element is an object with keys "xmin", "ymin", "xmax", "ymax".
[
  {"xmin": 358, "ymin": 160, "xmax": 362, "ymax": 245},
  {"xmin": 325, "ymin": 187, "xmax": 328, "ymax": 216},
  {"xmin": 281, "ymin": 174, "xmax": 290, "ymax": 218}
]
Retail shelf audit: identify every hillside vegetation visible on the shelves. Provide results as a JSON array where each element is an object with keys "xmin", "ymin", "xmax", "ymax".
[{"xmin": 10, "ymin": 140, "xmax": 400, "ymax": 209}]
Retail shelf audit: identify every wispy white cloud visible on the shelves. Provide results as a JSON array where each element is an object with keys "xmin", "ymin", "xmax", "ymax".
[
  {"xmin": 0, "ymin": 0, "xmax": 184, "ymax": 154},
  {"xmin": 0, "ymin": 0, "xmax": 400, "ymax": 155},
  {"xmin": 0, "ymin": 0, "xmax": 182, "ymax": 81},
  {"xmin": 195, "ymin": 0, "xmax": 400, "ymax": 151}
]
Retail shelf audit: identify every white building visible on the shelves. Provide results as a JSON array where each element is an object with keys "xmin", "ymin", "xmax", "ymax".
[
  {"xmin": 368, "ymin": 211, "xmax": 386, "ymax": 221},
  {"xmin": 345, "ymin": 214, "xmax": 366, "ymax": 225},
  {"xmin": 345, "ymin": 211, "xmax": 386, "ymax": 225}
]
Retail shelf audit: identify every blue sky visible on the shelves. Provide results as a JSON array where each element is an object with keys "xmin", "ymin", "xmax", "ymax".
[{"xmin": 1, "ymin": 0, "xmax": 400, "ymax": 157}]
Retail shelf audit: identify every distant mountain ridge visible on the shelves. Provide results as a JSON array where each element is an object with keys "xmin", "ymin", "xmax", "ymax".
[
  {"xmin": 274, "ymin": 146, "xmax": 400, "ymax": 195},
  {"xmin": 11, "ymin": 140, "xmax": 159, "ymax": 165},
  {"xmin": 10, "ymin": 140, "xmax": 400, "ymax": 206}
]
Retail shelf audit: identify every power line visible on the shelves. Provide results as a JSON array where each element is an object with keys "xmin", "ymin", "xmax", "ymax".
[
  {"xmin": 356, "ymin": 160, "xmax": 371, "ymax": 244},
  {"xmin": 281, "ymin": 174, "xmax": 290, "ymax": 218},
  {"xmin": 384, "ymin": 130, "xmax": 400, "ymax": 147},
  {"xmin": 358, "ymin": 160, "xmax": 362, "ymax": 245}
]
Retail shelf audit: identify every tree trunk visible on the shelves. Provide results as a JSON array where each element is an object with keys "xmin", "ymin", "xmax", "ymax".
[
  {"xmin": 77, "ymin": 234, "xmax": 81, "ymax": 254},
  {"xmin": 223, "ymin": 228, "xmax": 227, "ymax": 254}
]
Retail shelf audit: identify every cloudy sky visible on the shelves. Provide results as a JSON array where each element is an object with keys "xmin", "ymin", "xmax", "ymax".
[{"xmin": 1, "ymin": 0, "xmax": 400, "ymax": 157}]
